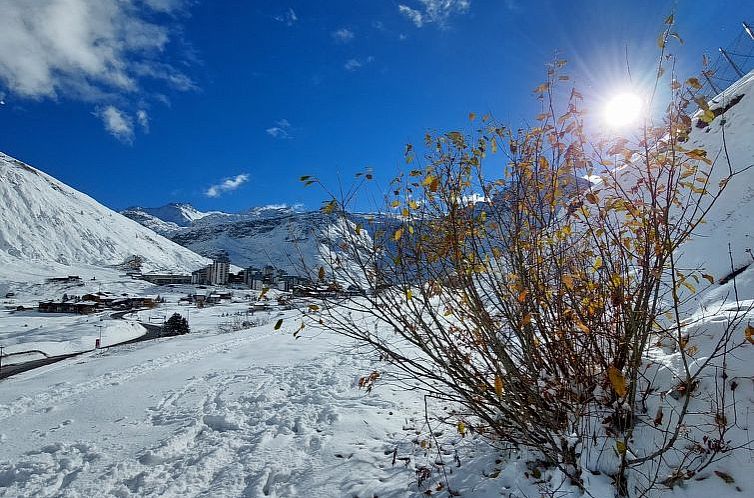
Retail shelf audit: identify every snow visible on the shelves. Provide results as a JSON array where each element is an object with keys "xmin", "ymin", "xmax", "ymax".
[
  {"xmin": 0, "ymin": 313, "xmax": 430, "ymax": 497},
  {"xmin": 0, "ymin": 152, "xmax": 210, "ymax": 273}
]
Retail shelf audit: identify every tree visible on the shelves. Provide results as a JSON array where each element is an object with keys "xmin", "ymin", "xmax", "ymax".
[{"xmin": 162, "ymin": 313, "xmax": 189, "ymax": 336}]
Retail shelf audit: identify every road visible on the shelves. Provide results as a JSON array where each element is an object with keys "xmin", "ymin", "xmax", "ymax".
[{"xmin": 0, "ymin": 313, "xmax": 163, "ymax": 380}]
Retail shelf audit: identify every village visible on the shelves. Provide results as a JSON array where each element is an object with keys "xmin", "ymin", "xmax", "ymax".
[{"xmin": 32, "ymin": 257, "xmax": 363, "ymax": 317}]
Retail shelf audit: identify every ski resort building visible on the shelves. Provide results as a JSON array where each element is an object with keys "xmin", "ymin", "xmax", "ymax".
[{"xmin": 191, "ymin": 258, "xmax": 230, "ymax": 285}]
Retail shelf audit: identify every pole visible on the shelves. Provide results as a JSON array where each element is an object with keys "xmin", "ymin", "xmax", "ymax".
[
  {"xmin": 744, "ymin": 21, "xmax": 754, "ymax": 41},
  {"xmin": 0, "ymin": 345, "xmax": 4, "ymax": 376},
  {"xmin": 719, "ymin": 48, "xmax": 745, "ymax": 78},
  {"xmin": 703, "ymin": 71, "xmax": 722, "ymax": 94}
]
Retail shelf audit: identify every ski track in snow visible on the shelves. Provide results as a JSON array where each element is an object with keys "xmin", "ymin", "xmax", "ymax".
[{"xmin": 0, "ymin": 331, "xmax": 410, "ymax": 498}]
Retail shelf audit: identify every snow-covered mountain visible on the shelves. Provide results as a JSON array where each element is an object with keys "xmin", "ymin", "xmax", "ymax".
[
  {"xmin": 121, "ymin": 203, "xmax": 229, "ymax": 235},
  {"xmin": 122, "ymin": 202, "xmax": 387, "ymax": 276},
  {"xmin": 0, "ymin": 152, "xmax": 210, "ymax": 274}
]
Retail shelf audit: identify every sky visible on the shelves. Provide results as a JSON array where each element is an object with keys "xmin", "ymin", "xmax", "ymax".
[{"xmin": 0, "ymin": 0, "xmax": 751, "ymax": 213}]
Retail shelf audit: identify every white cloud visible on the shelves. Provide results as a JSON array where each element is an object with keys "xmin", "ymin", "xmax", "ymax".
[
  {"xmin": 331, "ymin": 28, "xmax": 355, "ymax": 43},
  {"xmin": 344, "ymin": 57, "xmax": 374, "ymax": 72},
  {"xmin": 274, "ymin": 8, "xmax": 298, "ymax": 26},
  {"xmin": 398, "ymin": 0, "xmax": 471, "ymax": 28},
  {"xmin": 205, "ymin": 174, "xmax": 250, "ymax": 198},
  {"xmin": 344, "ymin": 59, "xmax": 363, "ymax": 71},
  {"xmin": 398, "ymin": 5, "xmax": 425, "ymax": 27},
  {"xmin": 266, "ymin": 118, "xmax": 292, "ymax": 139},
  {"xmin": 0, "ymin": 0, "xmax": 192, "ymax": 100},
  {"xmin": 97, "ymin": 106, "xmax": 134, "ymax": 143},
  {"xmin": 136, "ymin": 109, "xmax": 150, "ymax": 133},
  {"xmin": 0, "ymin": 0, "xmax": 194, "ymax": 141}
]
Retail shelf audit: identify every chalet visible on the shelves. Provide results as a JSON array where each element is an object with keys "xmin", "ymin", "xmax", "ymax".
[{"xmin": 39, "ymin": 300, "xmax": 97, "ymax": 314}]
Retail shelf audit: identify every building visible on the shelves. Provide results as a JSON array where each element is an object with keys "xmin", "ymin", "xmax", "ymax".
[
  {"xmin": 245, "ymin": 268, "xmax": 265, "ymax": 290},
  {"xmin": 39, "ymin": 300, "xmax": 97, "ymax": 314},
  {"xmin": 191, "ymin": 258, "xmax": 230, "ymax": 285},
  {"xmin": 141, "ymin": 274, "xmax": 192, "ymax": 285},
  {"xmin": 45, "ymin": 275, "xmax": 82, "ymax": 284}
]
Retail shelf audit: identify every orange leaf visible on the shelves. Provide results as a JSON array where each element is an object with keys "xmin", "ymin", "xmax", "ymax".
[
  {"xmin": 494, "ymin": 375, "xmax": 504, "ymax": 397},
  {"xmin": 745, "ymin": 324, "xmax": 754, "ymax": 345},
  {"xmin": 608, "ymin": 366, "xmax": 627, "ymax": 397}
]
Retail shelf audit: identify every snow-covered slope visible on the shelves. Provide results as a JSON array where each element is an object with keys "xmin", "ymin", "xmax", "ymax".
[
  {"xmin": 0, "ymin": 152, "xmax": 209, "ymax": 274},
  {"xmin": 674, "ymin": 71, "xmax": 754, "ymax": 281}
]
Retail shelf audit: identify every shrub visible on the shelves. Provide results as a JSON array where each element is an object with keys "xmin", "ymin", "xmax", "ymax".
[{"xmin": 307, "ymin": 25, "xmax": 750, "ymax": 497}]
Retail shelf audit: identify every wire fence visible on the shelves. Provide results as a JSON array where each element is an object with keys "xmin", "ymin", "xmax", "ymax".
[{"xmin": 697, "ymin": 21, "xmax": 754, "ymax": 98}]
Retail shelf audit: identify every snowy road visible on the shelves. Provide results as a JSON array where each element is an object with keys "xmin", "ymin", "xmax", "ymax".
[{"xmin": 0, "ymin": 318, "xmax": 423, "ymax": 497}]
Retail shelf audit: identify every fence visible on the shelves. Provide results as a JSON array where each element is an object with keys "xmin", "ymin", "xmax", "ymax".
[{"xmin": 697, "ymin": 21, "xmax": 754, "ymax": 98}]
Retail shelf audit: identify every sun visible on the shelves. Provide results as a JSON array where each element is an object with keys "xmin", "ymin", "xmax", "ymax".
[{"xmin": 603, "ymin": 91, "xmax": 644, "ymax": 128}]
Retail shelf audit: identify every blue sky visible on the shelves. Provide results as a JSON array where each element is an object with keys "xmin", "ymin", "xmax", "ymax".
[{"xmin": 0, "ymin": 0, "xmax": 751, "ymax": 213}]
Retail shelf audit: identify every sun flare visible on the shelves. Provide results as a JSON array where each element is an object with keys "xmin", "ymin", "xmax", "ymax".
[{"xmin": 603, "ymin": 91, "xmax": 644, "ymax": 128}]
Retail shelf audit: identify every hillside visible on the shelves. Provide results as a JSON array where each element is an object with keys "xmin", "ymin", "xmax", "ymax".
[{"xmin": 0, "ymin": 152, "xmax": 209, "ymax": 275}]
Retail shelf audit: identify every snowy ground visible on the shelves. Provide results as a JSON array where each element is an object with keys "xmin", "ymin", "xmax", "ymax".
[{"xmin": 0, "ymin": 313, "xmax": 429, "ymax": 497}]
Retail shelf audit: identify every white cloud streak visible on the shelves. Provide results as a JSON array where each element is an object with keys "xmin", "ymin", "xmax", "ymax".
[
  {"xmin": 398, "ymin": 0, "xmax": 471, "ymax": 28},
  {"xmin": 136, "ymin": 109, "xmax": 150, "ymax": 133},
  {"xmin": 274, "ymin": 8, "xmax": 298, "ymax": 26},
  {"xmin": 331, "ymin": 28, "xmax": 355, "ymax": 43},
  {"xmin": 97, "ymin": 106, "xmax": 134, "ymax": 143},
  {"xmin": 205, "ymin": 174, "xmax": 250, "ymax": 198},
  {"xmin": 344, "ymin": 56, "xmax": 374, "ymax": 72},
  {"xmin": 266, "ymin": 118, "xmax": 292, "ymax": 139}
]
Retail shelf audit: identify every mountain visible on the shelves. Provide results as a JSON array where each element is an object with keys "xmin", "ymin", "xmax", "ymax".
[
  {"xmin": 0, "ymin": 152, "xmax": 210, "ymax": 274},
  {"xmin": 122, "ymin": 202, "xmax": 384, "ymax": 276}
]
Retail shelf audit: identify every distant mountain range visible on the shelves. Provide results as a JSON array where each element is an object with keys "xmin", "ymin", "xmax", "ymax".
[{"xmin": 121, "ymin": 203, "xmax": 386, "ymax": 276}]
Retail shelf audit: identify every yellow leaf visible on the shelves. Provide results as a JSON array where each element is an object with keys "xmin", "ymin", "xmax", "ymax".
[
  {"xmin": 593, "ymin": 256, "xmax": 603, "ymax": 271},
  {"xmin": 494, "ymin": 375, "xmax": 504, "ymax": 397},
  {"xmin": 616, "ymin": 440, "xmax": 627, "ymax": 455},
  {"xmin": 318, "ymin": 266, "xmax": 326, "ymax": 281},
  {"xmin": 457, "ymin": 421, "xmax": 466, "ymax": 436},
  {"xmin": 391, "ymin": 200, "xmax": 400, "ymax": 208},
  {"xmin": 406, "ymin": 289, "xmax": 413, "ymax": 300},
  {"xmin": 608, "ymin": 365, "xmax": 628, "ymax": 397},
  {"xmin": 575, "ymin": 320, "xmax": 590, "ymax": 333},
  {"xmin": 258, "ymin": 287, "xmax": 269, "ymax": 300},
  {"xmin": 322, "ymin": 199, "xmax": 337, "ymax": 214},
  {"xmin": 308, "ymin": 304, "xmax": 320, "ymax": 312},
  {"xmin": 408, "ymin": 200, "xmax": 420, "ymax": 210},
  {"xmin": 274, "ymin": 318, "xmax": 284, "ymax": 330},
  {"xmin": 394, "ymin": 228, "xmax": 403, "ymax": 241},
  {"xmin": 657, "ymin": 33, "xmax": 666, "ymax": 49}
]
